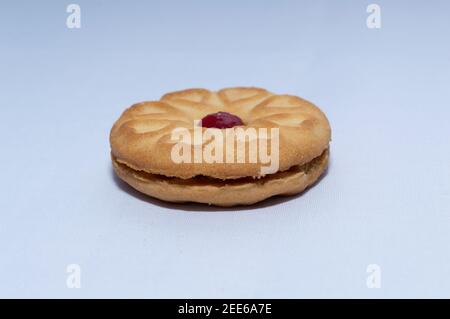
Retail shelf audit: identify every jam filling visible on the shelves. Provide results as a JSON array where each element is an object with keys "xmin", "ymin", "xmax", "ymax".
[{"xmin": 201, "ymin": 112, "xmax": 244, "ymax": 129}]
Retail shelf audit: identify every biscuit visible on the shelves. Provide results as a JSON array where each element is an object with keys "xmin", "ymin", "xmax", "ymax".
[{"xmin": 110, "ymin": 87, "xmax": 331, "ymax": 206}]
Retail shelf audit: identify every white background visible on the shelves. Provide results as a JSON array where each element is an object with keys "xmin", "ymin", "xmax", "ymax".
[{"xmin": 1, "ymin": 1, "xmax": 449, "ymax": 298}]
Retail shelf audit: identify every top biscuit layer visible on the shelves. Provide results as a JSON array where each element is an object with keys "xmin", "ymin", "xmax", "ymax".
[{"xmin": 110, "ymin": 87, "xmax": 331, "ymax": 179}]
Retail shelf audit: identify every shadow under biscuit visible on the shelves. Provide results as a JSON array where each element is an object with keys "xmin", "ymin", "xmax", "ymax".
[{"xmin": 109, "ymin": 156, "xmax": 330, "ymax": 212}]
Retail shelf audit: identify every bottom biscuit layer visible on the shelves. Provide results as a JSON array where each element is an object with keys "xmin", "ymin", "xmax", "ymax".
[{"xmin": 112, "ymin": 149, "xmax": 329, "ymax": 207}]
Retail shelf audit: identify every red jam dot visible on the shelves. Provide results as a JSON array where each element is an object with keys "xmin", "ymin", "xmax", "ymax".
[{"xmin": 201, "ymin": 112, "xmax": 244, "ymax": 129}]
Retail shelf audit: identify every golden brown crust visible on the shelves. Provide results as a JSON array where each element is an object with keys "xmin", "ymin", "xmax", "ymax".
[
  {"xmin": 112, "ymin": 149, "xmax": 329, "ymax": 207},
  {"xmin": 110, "ymin": 87, "xmax": 331, "ymax": 179}
]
